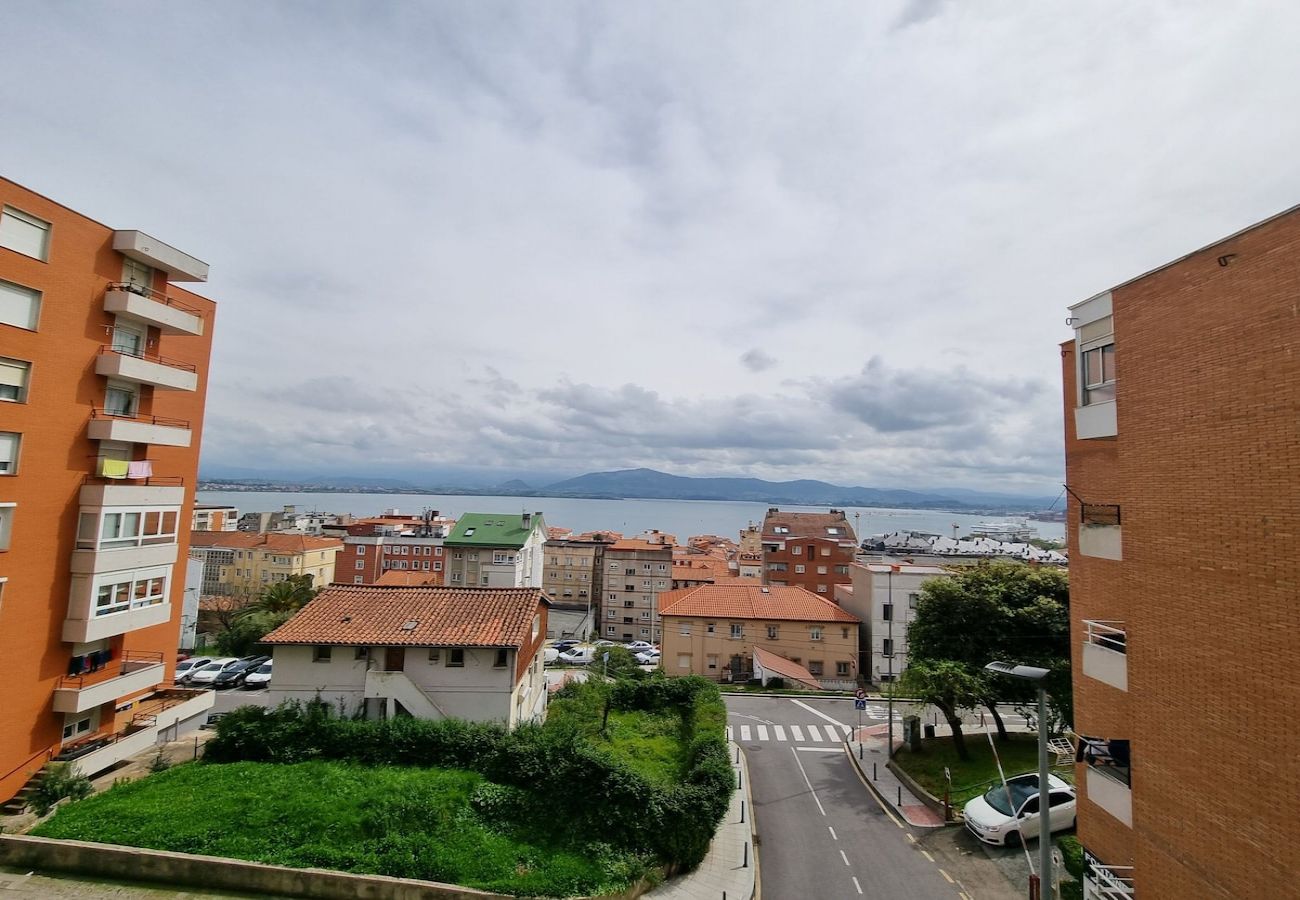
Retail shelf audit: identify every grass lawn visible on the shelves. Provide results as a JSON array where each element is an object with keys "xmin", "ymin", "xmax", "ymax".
[
  {"xmin": 893, "ymin": 733, "xmax": 1070, "ymax": 806},
  {"xmin": 547, "ymin": 695, "xmax": 690, "ymax": 786},
  {"xmin": 33, "ymin": 760, "xmax": 646, "ymax": 898}
]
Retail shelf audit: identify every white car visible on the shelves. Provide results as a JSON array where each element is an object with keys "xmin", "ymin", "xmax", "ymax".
[
  {"xmin": 625, "ymin": 641, "xmax": 655, "ymax": 653},
  {"xmin": 187, "ymin": 658, "xmax": 239, "ymax": 686},
  {"xmin": 963, "ymin": 773, "xmax": 1077, "ymax": 846},
  {"xmin": 558, "ymin": 647, "xmax": 595, "ymax": 665},
  {"xmin": 543, "ymin": 647, "xmax": 560, "ymax": 665},
  {"xmin": 242, "ymin": 661, "xmax": 272, "ymax": 688},
  {"xmin": 174, "ymin": 657, "xmax": 212, "ymax": 684},
  {"xmin": 635, "ymin": 649, "xmax": 661, "ymax": 665}
]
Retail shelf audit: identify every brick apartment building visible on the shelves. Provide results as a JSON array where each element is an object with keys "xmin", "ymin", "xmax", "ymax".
[
  {"xmin": 759, "ymin": 508, "xmax": 857, "ymax": 596},
  {"xmin": 0, "ymin": 178, "xmax": 217, "ymax": 807},
  {"xmin": 1062, "ymin": 205, "xmax": 1300, "ymax": 898},
  {"xmin": 334, "ymin": 512, "xmax": 454, "ymax": 586},
  {"xmin": 602, "ymin": 538, "xmax": 673, "ymax": 644}
]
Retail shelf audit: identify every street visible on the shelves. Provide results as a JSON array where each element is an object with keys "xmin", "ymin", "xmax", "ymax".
[{"xmin": 726, "ymin": 694, "xmax": 1023, "ymax": 900}]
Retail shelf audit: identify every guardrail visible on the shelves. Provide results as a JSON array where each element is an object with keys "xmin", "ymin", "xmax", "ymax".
[
  {"xmin": 106, "ymin": 282, "xmax": 204, "ymax": 316},
  {"xmin": 58, "ymin": 651, "xmax": 165, "ymax": 690},
  {"xmin": 1084, "ymin": 619, "xmax": 1127, "ymax": 654},
  {"xmin": 99, "ymin": 344, "xmax": 198, "ymax": 373},
  {"xmin": 90, "ymin": 408, "xmax": 191, "ymax": 429}
]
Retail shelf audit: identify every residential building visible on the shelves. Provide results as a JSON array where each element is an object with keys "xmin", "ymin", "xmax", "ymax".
[
  {"xmin": 443, "ymin": 512, "xmax": 547, "ymax": 589},
  {"xmin": 0, "ymin": 178, "xmax": 216, "ymax": 807},
  {"xmin": 334, "ymin": 512, "xmax": 454, "ymax": 586},
  {"xmin": 760, "ymin": 508, "xmax": 857, "ymax": 596},
  {"xmin": 191, "ymin": 504, "xmax": 238, "ymax": 531},
  {"xmin": 1062, "ymin": 206, "xmax": 1300, "ymax": 899},
  {"xmin": 838, "ymin": 563, "xmax": 954, "ymax": 684},
  {"xmin": 737, "ymin": 524, "xmax": 764, "ymax": 579},
  {"xmin": 542, "ymin": 532, "xmax": 615, "ymax": 639},
  {"xmin": 602, "ymin": 539, "xmax": 673, "ymax": 644},
  {"xmin": 659, "ymin": 584, "xmax": 859, "ymax": 689},
  {"xmin": 186, "ymin": 532, "xmax": 342, "ymax": 598},
  {"xmin": 263, "ymin": 584, "xmax": 549, "ymax": 727}
]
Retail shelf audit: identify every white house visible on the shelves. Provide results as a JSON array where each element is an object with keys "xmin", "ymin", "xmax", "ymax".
[
  {"xmin": 840, "ymin": 563, "xmax": 954, "ymax": 685},
  {"xmin": 263, "ymin": 584, "xmax": 550, "ymax": 727}
]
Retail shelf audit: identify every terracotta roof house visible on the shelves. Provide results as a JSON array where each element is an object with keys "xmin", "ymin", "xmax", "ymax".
[
  {"xmin": 759, "ymin": 507, "xmax": 858, "ymax": 598},
  {"xmin": 262, "ymin": 585, "xmax": 549, "ymax": 727},
  {"xmin": 658, "ymin": 584, "xmax": 860, "ymax": 689}
]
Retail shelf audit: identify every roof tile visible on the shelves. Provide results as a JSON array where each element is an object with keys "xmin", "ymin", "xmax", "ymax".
[{"xmin": 658, "ymin": 584, "xmax": 860, "ymax": 623}]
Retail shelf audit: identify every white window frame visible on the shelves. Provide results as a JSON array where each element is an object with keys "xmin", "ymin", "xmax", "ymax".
[
  {"xmin": 0, "ymin": 432, "xmax": 20, "ymax": 475},
  {"xmin": 77, "ymin": 506, "xmax": 179, "ymax": 550},
  {"xmin": 0, "ymin": 357, "xmax": 30, "ymax": 403},
  {"xmin": 0, "ymin": 278, "xmax": 41, "ymax": 331},
  {"xmin": 0, "ymin": 206, "xmax": 52, "ymax": 261}
]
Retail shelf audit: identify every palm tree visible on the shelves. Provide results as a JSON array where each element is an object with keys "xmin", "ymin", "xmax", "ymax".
[{"xmin": 245, "ymin": 574, "xmax": 318, "ymax": 616}]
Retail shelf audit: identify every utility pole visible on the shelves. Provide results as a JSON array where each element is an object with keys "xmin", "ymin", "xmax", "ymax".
[{"xmin": 887, "ymin": 565, "xmax": 896, "ymax": 758}]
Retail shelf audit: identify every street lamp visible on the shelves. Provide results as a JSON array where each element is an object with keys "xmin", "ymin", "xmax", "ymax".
[
  {"xmin": 886, "ymin": 565, "xmax": 897, "ymax": 758},
  {"xmin": 985, "ymin": 661, "xmax": 1053, "ymax": 900}
]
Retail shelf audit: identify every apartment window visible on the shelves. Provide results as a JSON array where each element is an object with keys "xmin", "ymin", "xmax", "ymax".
[
  {"xmin": 640, "ymin": 611, "xmax": 651, "ymax": 619},
  {"xmin": 494, "ymin": 649, "xmax": 508, "ymax": 668},
  {"xmin": 707, "ymin": 622, "xmax": 715, "ymax": 634},
  {"xmin": 640, "ymin": 628, "xmax": 650, "ymax": 636},
  {"xmin": 882, "ymin": 638, "xmax": 894, "ymax": 657},
  {"xmin": 607, "ymin": 610, "xmax": 616, "ymax": 619},
  {"xmin": 810, "ymin": 626, "xmax": 823, "ymax": 641},
  {"xmin": 422, "ymin": 560, "xmax": 430, "ymax": 571},
  {"xmin": 808, "ymin": 660, "xmax": 823, "ymax": 677},
  {"xmin": 677, "ymin": 654, "xmax": 691, "ymax": 669},
  {"xmin": 62, "ymin": 715, "xmax": 93, "ymax": 741},
  {"xmin": 353, "ymin": 575, "xmax": 363, "ymax": 583},
  {"xmin": 679, "ymin": 622, "xmax": 689, "ymax": 635},
  {"xmin": 0, "ymin": 206, "xmax": 51, "ymax": 261},
  {"xmin": 730, "ymin": 623, "xmax": 743, "ymax": 639},
  {"xmin": 104, "ymin": 380, "xmax": 138, "ymax": 417},
  {"xmin": 435, "ymin": 547, "xmax": 442, "ymax": 556},
  {"xmin": 493, "ymin": 552, "xmax": 512, "ymax": 564},
  {"xmin": 313, "ymin": 646, "xmax": 332, "ymax": 662},
  {"xmin": 447, "ymin": 648, "xmax": 465, "ymax": 667},
  {"xmin": 794, "ymin": 564, "xmax": 805, "ymax": 574},
  {"xmin": 623, "ymin": 600, "xmax": 634, "ymax": 608},
  {"xmin": 0, "ymin": 358, "xmax": 30, "ymax": 403},
  {"xmin": 450, "ymin": 572, "xmax": 462, "ymax": 584},
  {"xmin": 1082, "ymin": 339, "xmax": 1117, "ymax": 405},
  {"xmin": 657, "ymin": 563, "xmax": 668, "ymax": 571},
  {"xmin": 882, "ymin": 603, "xmax": 893, "ymax": 622},
  {"xmin": 835, "ymin": 565, "xmax": 850, "ymax": 575},
  {"xmin": 841, "ymin": 627, "xmax": 849, "ymax": 639},
  {"xmin": 707, "ymin": 654, "xmax": 718, "ymax": 670},
  {"xmin": 607, "ymin": 625, "xmax": 616, "ymax": 635},
  {"xmin": 428, "ymin": 648, "xmax": 441, "ymax": 662},
  {"xmin": 836, "ymin": 661, "xmax": 851, "ymax": 677},
  {"xmin": 791, "ymin": 545, "xmax": 802, "ymax": 555},
  {"xmin": 767, "ymin": 563, "xmax": 787, "ymax": 572},
  {"xmin": 0, "ymin": 279, "xmax": 41, "ymax": 331},
  {"xmin": 452, "ymin": 551, "xmax": 463, "ymax": 559},
  {"xmin": 434, "ymin": 561, "xmax": 442, "ymax": 571},
  {"xmin": 468, "ymin": 552, "xmax": 479, "ymax": 561},
  {"xmin": 354, "ymin": 560, "xmax": 364, "ymax": 570},
  {"xmin": 354, "ymin": 647, "xmax": 369, "ymax": 660},
  {"xmin": 816, "ymin": 585, "xmax": 828, "ymax": 593},
  {"xmin": 908, "ymin": 592, "xmax": 920, "ymax": 609},
  {"xmin": 817, "ymin": 566, "xmax": 827, "ymax": 575},
  {"xmin": 0, "ymin": 432, "xmax": 20, "ymax": 474},
  {"xmin": 481, "ymin": 574, "xmax": 489, "ymax": 585},
  {"xmin": 766, "ymin": 625, "xmax": 779, "ymax": 640},
  {"xmin": 608, "ymin": 593, "xmax": 617, "ymax": 602}
]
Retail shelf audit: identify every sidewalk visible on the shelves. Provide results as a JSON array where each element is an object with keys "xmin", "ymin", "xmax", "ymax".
[
  {"xmin": 646, "ymin": 741, "xmax": 756, "ymax": 900},
  {"xmin": 847, "ymin": 723, "xmax": 947, "ymax": 829}
]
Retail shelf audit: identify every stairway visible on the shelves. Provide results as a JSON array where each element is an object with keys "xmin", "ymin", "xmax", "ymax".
[{"xmin": 1, "ymin": 765, "xmax": 49, "ymax": 815}]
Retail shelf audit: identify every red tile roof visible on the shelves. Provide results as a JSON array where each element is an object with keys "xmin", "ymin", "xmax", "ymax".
[
  {"xmin": 609, "ymin": 539, "xmax": 674, "ymax": 552},
  {"xmin": 658, "ymin": 584, "xmax": 860, "ymax": 623},
  {"xmin": 760, "ymin": 509, "xmax": 857, "ymax": 543},
  {"xmin": 188, "ymin": 532, "xmax": 342, "ymax": 553},
  {"xmin": 263, "ymin": 585, "xmax": 548, "ymax": 647},
  {"xmin": 752, "ymin": 647, "xmax": 822, "ymax": 691}
]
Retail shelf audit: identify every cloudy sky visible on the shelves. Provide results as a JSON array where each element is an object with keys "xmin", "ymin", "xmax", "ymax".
[{"xmin": 4, "ymin": 1, "xmax": 1298, "ymax": 494}]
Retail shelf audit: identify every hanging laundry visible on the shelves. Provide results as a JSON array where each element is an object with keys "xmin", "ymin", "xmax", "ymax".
[
  {"xmin": 100, "ymin": 459, "xmax": 130, "ymax": 479},
  {"xmin": 126, "ymin": 460, "xmax": 153, "ymax": 479}
]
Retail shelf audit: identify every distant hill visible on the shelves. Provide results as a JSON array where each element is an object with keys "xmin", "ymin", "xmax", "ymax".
[{"xmin": 543, "ymin": 468, "xmax": 1053, "ymax": 511}]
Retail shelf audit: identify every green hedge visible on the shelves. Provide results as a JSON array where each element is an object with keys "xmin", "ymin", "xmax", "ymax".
[{"xmin": 205, "ymin": 677, "xmax": 730, "ymax": 870}]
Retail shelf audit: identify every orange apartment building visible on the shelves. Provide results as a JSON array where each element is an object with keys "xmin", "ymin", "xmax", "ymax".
[
  {"xmin": 1063, "ymin": 206, "xmax": 1300, "ymax": 898},
  {"xmin": 759, "ymin": 508, "xmax": 857, "ymax": 597},
  {"xmin": 0, "ymin": 178, "xmax": 217, "ymax": 808}
]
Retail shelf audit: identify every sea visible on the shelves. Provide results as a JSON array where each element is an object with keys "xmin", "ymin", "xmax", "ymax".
[{"xmin": 194, "ymin": 490, "xmax": 1066, "ymax": 544}]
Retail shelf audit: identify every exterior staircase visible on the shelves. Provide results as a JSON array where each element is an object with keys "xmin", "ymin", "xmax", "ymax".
[{"xmin": 1, "ymin": 765, "xmax": 50, "ymax": 815}]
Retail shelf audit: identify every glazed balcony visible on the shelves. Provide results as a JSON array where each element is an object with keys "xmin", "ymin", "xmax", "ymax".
[
  {"xmin": 79, "ymin": 478, "xmax": 185, "ymax": 510},
  {"xmin": 87, "ymin": 409, "xmax": 191, "ymax": 448},
  {"xmin": 52, "ymin": 652, "xmax": 166, "ymax": 714},
  {"xmin": 112, "ymin": 230, "xmax": 209, "ymax": 282},
  {"xmin": 104, "ymin": 283, "xmax": 204, "ymax": 336},
  {"xmin": 1082, "ymin": 619, "xmax": 1127, "ymax": 691},
  {"xmin": 95, "ymin": 346, "xmax": 198, "ymax": 392}
]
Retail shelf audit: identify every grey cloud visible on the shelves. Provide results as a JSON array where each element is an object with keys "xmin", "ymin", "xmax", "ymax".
[{"xmin": 740, "ymin": 348, "xmax": 777, "ymax": 372}]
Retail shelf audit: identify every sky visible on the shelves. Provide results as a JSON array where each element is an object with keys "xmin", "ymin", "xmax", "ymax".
[{"xmin": 4, "ymin": 1, "xmax": 1299, "ymax": 495}]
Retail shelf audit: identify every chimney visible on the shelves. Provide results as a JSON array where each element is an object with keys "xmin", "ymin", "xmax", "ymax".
[{"xmin": 522, "ymin": 512, "xmax": 532, "ymax": 528}]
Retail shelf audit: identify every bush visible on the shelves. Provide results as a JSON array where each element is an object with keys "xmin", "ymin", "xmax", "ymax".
[
  {"xmin": 1058, "ymin": 834, "xmax": 1083, "ymax": 878},
  {"xmin": 30, "ymin": 763, "xmax": 93, "ymax": 816}
]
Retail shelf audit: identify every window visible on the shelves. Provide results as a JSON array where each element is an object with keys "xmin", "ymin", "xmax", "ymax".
[
  {"xmin": 62, "ymin": 715, "xmax": 93, "ymax": 741},
  {"xmin": 640, "ymin": 611, "xmax": 651, "ymax": 619},
  {"xmin": 607, "ymin": 610, "xmax": 616, "ymax": 619},
  {"xmin": 447, "ymin": 648, "xmax": 465, "ymax": 667},
  {"xmin": 0, "ymin": 207, "xmax": 51, "ymax": 261},
  {"xmin": 816, "ymin": 585, "xmax": 827, "ymax": 593},
  {"xmin": 679, "ymin": 622, "xmax": 689, "ymax": 635},
  {"xmin": 354, "ymin": 647, "xmax": 369, "ymax": 660},
  {"xmin": 428, "ymin": 648, "xmax": 441, "ymax": 662},
  {"xmin": 794, "ymin": 564, "xmax": 805, "ymax": 573},
  {"xmin": 353, "ymin": 575, "xmax": 363, "ymax": 583},
  {"xmin": 450, "ymin": 572, "xmax": 462, "ymax": 584},
  {"xmin": 0, "ymin": 279, "xmax": 41, "ymax": 331},
  {"xmin": 0, "ymin": 358, "xmax": 30, "ymax": 403},
  {"xmin": 767, "ymin": 563, "xmax": 787, "ymax": 572},
  {"xmin": 791, "ymin": 546, "xmax": 802, "ymax": 555},
  {"xmin": 111, "ymin": 322, "xmax": 144, "ymax": 356},
  {"xmin": 452, "ymin": 551, "xmax": 463, "ymax": 559},
  {"xmin": 435, "ymin": 547, "xmax": 442, "ymax": 556},
  {"xmin": 1082, "ymin": 503, "xmax": 1122, "ymax": 526},
  {"xmin": 104, "ymin": 380, "xmax": 138, "ymax": 417},
  {"xmin": 707, "ymin": 622, "xmax": 715, "ymax": 634},
  {"xmin": 836, "ymin": 661, "xmax": 851, "ymax": 677},
  {"xmin": 677, "ymin": 654, "xmax": 691, "ymax": 669},
  {"xmin": 607, "ymin": 625, "xmax": 616, "ymax": 634},
  {"xmin": 623, "ymin": 600, "xmax": 634, "ymax": 608},
  {"xmin": 766, "ymin": 625, "xmax": 779, "ymax": 640},
  {"xmin": 494, "ymin": 649, "xmax": 508, "ymax": 668},
  {"xmin": 434, "ymin": 561, "xmax": 442, "ymax": 571},
  {"xmin": 730, "ymin": 623, "xmax": 743, "ymax": 639},
  {"xmin": 493, "ymin": 551, "xmax": 513, "ymax": 564},
  {"xmin": 835, "ymin": 565, "xmax": 850, "ymax": 575},
  {"xmin": 810, "ymin": 626, "xmax": 823, "ymax": 641},
  {"xmin": 641, "ymin": 628, "xmax": 649, "ymax": 636},
  {"xmin": 908, "ymin": 592, "xmax": 920, "ymax": 609},
  {"xmin": 707, "ymin": 654, "xmax": 718, "ymax": 670},
  {"xmin": 882, "ymin": 603, "xmax": 893, "ymax": 622},
  {"xmin": 355, "ymin": 560, "xmax": 364, "ymax": 570},
  {"xmin": 1082, "ymin": 340, "xmax": 1116, "ymax": 405},
  {"xmin": 0, "ymin": 432, "xmax": 19, "ymax": 474},
  {"xmin": 816, "ymin": 566, "xmax": 827, "ymax": 574},
  {"xmin": 313, "ymin": 646, "xmax": 332, "ymax": 662},
  {"xmin": 808, "ymin": 660, "xmax": 823, "ymax": 677},
  {"xmin": 842, "ymin": 627, "xmax": 849, "ymax": 639},
  {"xmin": 882, "ymin": 638, "xmax": 894, "ymax": 657}
]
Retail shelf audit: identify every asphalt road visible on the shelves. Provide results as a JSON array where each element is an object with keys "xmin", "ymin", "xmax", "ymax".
[{"xmin": 727, "ymin": 694, "xmax": 1022, "ymax": 900}]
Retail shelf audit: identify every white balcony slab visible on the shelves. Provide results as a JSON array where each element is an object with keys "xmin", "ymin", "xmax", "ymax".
[
  {"xmin": 151, "ymin": 690, "xmax": 215, "ymax": 731},
  {"xmin": 1079, "ymin": 524, "xmax": 1123, "ymax": 560},
  {"xmin": 63, "ymin": 601, "xmax": 172, "ymax": 644},
  {"xmin": 70, "ymin": 543, "xmax": 179, "ymax": 575},
  {"xmin": 104, "ymin": 288, "xmax": 203, "ymax": 336},
  {"xmin": 67, "ymin": 725, "xmax": 158, "ymax": 779},
  {"xmin": 79, "ymin": 483, "xmax": 186, "ymax": 508},
  {"xmin": 95, "ymin": 351, "xmax": 198, "ymax": 392},
  {"xmin": 88, "ymin": 417, "xmax": 191, "ymax": 448},
  {"xmin": 112, "ymin": 230, "xmax": 208, "ymax": 282},
  {"xmin": 1082, "ymin": 640, "xmax": 1128, "ymax": 691},
  {"xmin": 1075, "ymin": 401, "xmax": 1117, "ymax": 439},
  {"xmin": 1086, "ymin": 766, "xmax": 1133, "ymax": 827},
  {"xmin": 52, "ymin": 663, "xmax": 165, "ymax": 714}
]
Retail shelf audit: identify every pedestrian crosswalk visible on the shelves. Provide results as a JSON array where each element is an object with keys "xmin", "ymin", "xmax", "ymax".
[{"xmin": 728, "ymin": 722, "xmax": 854, "ymax": 743}]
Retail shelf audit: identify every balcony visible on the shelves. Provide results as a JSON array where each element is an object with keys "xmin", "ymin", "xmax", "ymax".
[
  {"xmin": 95, "ymin": 347, "xmax": 198, "ymax": 392},
  {"xmin": 70, "ymin": 541, "xmax": 178, "ymax": 576},
  {"xmin": 104, "ymin": 284, "xmax": 204, "ymax": 336},
  {"xmin": 1084, "ymin": 857, "xmax": 1135, "ymax": 900},
  {"xmin": 1075, "ymin": 399, "xmax": 1117, "ymax": 439},
  {"xmin": 87, "ymin": 410, "xmax": 191, "ymax": 448},
  {"xmin": 64, "ymin": 598, "xmax": 172, "ymax": 644},
  {"xmin": 1086, "ymin": 766, "xmax": 1133, "ymax": 826},
  {"xmin": 112, "ymin": 230, "xmax": 208, "ymax": 282},
  {"xmin": 1082, "ymin": 620, "xmax": 1128, "ymax": 690},
  {"xmin": 79, "ymin": 480, "xmax": 185, "ymax": 509},
  {"xmin": 56, "ymin": 689, "xmax": 212, "ymax": 778},
  {"xmin": 52, "ymin": 652, "xmax": 166, "ymax": 714}
]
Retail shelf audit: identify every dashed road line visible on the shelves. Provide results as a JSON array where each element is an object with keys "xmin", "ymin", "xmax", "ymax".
[
  {"xmin": 920, "ymin": 850, "xmax": 936, "ymax": 863},
  {"xmin": 828, "ymin": 826, "xmax": 837, "ymax": 840},
  {"xmin": 940, "ymin": 869, "xmax": 955, "ymax": 884},
  {"xmin": 839, "ymin": 850, "xmax": 850, "ymax": 866},
  {"xmin": 852, "ymin": 876, "xmax": 863, "ymax": 894}
]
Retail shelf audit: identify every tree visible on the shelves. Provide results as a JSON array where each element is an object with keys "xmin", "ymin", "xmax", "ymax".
[
  {"xmin": 906, "ymin": 562, "xmax": 1071, "ymax": 740},
  {"xmin": 898, "ymin": 660, "xmax": 986, "ymax": 761},
  {"xmin": 215, "ymin": 609, "xmax": 296, "ymax": 657},
  {"xmin": 246, "ymin": 574, "xmax": 318, "ymax": 615}
]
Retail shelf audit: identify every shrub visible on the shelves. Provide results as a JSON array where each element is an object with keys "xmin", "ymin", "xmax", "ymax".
[
  {"xmin": 1058, "ymin": 834, "xmax": 1083, "ymax": 878},
  {"xmin": 30, "ymin": 763, "xmax": 93, "ymax": 816}
]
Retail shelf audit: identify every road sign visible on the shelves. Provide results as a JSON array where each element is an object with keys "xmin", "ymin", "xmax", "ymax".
[
  {"xmin": 855, "ymin": 688, "xmax": 867, "ymax": 700},
  {"xmin": 854, "ymin": 699, "xmax": 867, "ymax": 710},
  {"xmin": 944, "ymin": 766, "xmax": 951, "ymax": 783}
]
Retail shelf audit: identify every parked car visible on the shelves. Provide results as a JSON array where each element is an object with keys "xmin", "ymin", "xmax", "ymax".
[
  {"xmin": 625, "ymin": 641, "xmax": 655, "ymax": 653},
  {"xmin": 963, "ymin": 773, "xmax": 1077, "ymax": 846},
  {"xmin": 558, "ymin": 647, "xmax": 595, "ymax": 666},
  {"xmin": 242, "ymin": 661, "xmax": 273, "ymax": 689},
  {"xmin": 634, "ymin": 649, "xmax": 661, "ymax": 665},
  {"xmin": 187, "ymin": 658, "xmax": 239, "ymax": 686},
  {"xmin": 212, "ymin": 656, "xmax": 269, "ymax": 689},
  {"xmin": 543, "ymin": 647, "xmax": 560, "ymax": 665},
  {"xmin": 174, "ymin": 657, "xmax": 212, "ymax": 684},
  {"xmin": 552, "ymin": 639, "xmax": 581, "ymax": 653},
  {"xmin": 593, "ymin": 640, "xmax": 617, "ymax": 647}
]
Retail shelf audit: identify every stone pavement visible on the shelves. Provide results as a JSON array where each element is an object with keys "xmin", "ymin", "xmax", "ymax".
[
  {"xmin": 849, "ymin": 723, "xmax": 948, "ymax": 828},
  {"xmin": 646, "ymin": 741, "xmax": 755, "ymax": 900}
]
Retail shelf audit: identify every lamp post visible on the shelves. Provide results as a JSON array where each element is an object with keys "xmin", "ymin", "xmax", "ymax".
[
  {"xmin": 886, "ymin": 565, "xmax": 898, "ymax": 758},
  {"xmin": 985, "ymin": 661, "xmax": 1052, "ymax": 900}
]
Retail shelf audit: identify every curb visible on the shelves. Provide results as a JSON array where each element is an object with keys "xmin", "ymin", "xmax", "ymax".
[{"xmin": 843, "ymin": 737, "xmax": 949, "ymax": 831}]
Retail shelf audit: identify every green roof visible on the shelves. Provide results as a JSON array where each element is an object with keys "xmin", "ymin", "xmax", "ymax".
[{"xmin": 444, "ymin": 512, "xmax": 545, "ymax": 548}]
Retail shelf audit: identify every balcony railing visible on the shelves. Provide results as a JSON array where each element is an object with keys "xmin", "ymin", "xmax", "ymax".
[
  {"xmin": 59, "ymin": 651, "xmax": 165, "ymax": 690},
  {"xmin": 1089, "ymin": 863, "xmax": 1135, "ymax": 899},
  {"xmin": 99, "ymin": 344, "xmax": 198, "ymax": 374},
  {"xmin": 1084, "ymin": 619, "xmax": 1127, "ymax": 654},
  {"xmin": 106, "ymin": 282, "xmax": 204, "ymax": 317},
  {"xmin": 90, "ymin": 408, "xmax": 191, "ymax": 429},
  {"xmin": 1081, "ymin": 503, "xmax": 1121, "ymax": 526}
]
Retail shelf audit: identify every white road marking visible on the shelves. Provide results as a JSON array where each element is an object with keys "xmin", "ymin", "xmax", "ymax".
[
  {"xmin": 733, "ymin": 712, "xmax": 776, "ymax": 724},
  {"xmin": 941, "ymin": 870, "xmax": 955, "ymax": 884},
  {"xmin": 740, "ymin": 725, "xmax": 752, "ymax": 741},
  {"xmin": 828, "ymin": 826, "xmax": 838, "ymax": 841},
  {"xmin": 796, "ymin": 747, "xmax": 841, "ymax": 753},
  {"xmin": 791, "ymin": 747, "xmax": 826, "ymax": 816},
  {"xmin": 921, "ymin": 850, "xmax": 935, "ymax": 862},
  {"xmin": 790, "ymin": 725, "xmax": 806, "ymax": 741},
  {"xmin": 773, "ymin": 725, "xmax": 787, "ymax": 741},
  {"xmin": 726, "ymin": 726, "xmax": 734, "ymax": 741},
  {"xmin": 852, "ymin": 876, "xmax": 863, "ymax": 894},
  {"xmin": 789, "ymin": 697, "xmax": 849, "ymax": 729},
  {"xmin": 840, "ymin": 849, "xmax": 850, "ymax": 866},
  {"xmin": 803, "ymin": 724, "xmax": 824, "ymax": 742},
  {"xmin": 905, "ymin": 833, "xmax": 916, "ymax": 844},
  {"xmin": 756, "ymin": 725, "xmax": 769, "ymax": 740}
]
